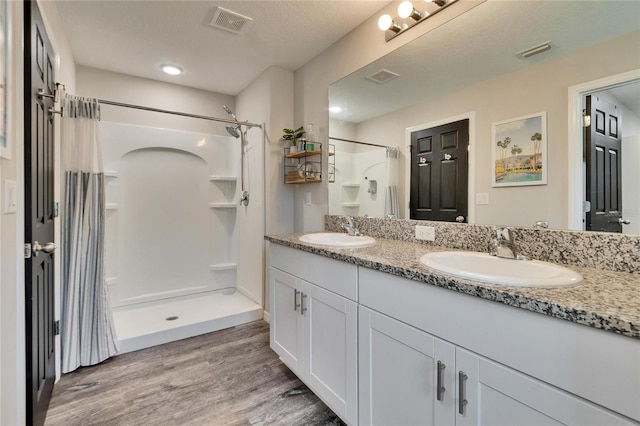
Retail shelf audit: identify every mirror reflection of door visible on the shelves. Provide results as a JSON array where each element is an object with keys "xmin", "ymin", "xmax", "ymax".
[
  {"xmin": 585, "ymin": 95, "xmax": 623, "ymax": 232},
  {"xmin": 410, "ymin": 119, "xmax": 468, "ymax": 222}
]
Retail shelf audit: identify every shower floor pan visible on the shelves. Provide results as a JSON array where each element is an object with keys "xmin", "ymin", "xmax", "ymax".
[{"xmin": 112, "ymin": 290, "xmax": 263, "ymax": 354}]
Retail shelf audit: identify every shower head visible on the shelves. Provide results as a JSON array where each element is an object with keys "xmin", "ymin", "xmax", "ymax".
[
  {"xmin": 226, "ymin": 125, "xmax": 240, "ymax": 138},
  {"xmin": 222, "ymin": 105, "xmax": 237, "ymax": 121}
]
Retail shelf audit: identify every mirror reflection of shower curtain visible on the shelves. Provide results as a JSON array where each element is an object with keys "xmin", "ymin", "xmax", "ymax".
[
  {"xmin": 60, "ymin": 94, "xmax": 118, "ymax": 373},
  {"xmin": 385, "ymin": 147, "xmax": 400, "ymax": 218}
]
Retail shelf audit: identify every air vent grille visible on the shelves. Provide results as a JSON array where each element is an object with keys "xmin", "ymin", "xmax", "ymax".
[
  {"xmin": 515, "ymin": 41, "xmax": 552, "ymax": 59},
  {"xmin": 210, "ymin": 7, "xmax": 253, "ymax": 35},
  {"xmin": 366, "ymin": 69, "xmax": 400, "ymax": 84}
]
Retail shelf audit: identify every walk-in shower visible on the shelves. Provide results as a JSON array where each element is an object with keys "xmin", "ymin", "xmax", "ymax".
[{"xmin": 97, "ymin": 103, "xmax": 264, "ymax": 353}]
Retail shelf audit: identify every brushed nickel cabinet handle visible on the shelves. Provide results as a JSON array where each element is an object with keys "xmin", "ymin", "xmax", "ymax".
[
  {"xmin": 300, "ymin": 292, "xmax": 307, "ymax": 315},
  {"xmin": 293, "ymin": 289, "xmax": 300, "ymax": 311},
  {"xmin": 436, "ymin": 361, "xmax": 446, "ymax": 401},
  {"xmin": 458, "ymin": 371, "xmax": 468, "ymax": 415}
]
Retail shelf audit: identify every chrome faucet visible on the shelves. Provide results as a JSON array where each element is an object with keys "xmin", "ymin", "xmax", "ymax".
[
  {"xmin": 342, "ymin": 216, "xmax": 362, "ymax": 236},
  {"xmin": 489, "ymin": 227, "xmax": 526, "ymax": 260}
]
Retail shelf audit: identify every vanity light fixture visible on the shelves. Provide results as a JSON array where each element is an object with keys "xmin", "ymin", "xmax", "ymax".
[
  {"xmin": 379, "ymin": 0, "xmax": 456, "ymax": 42},
  {"xmin": 161, "ymin": 64, "xmax": 183, "ymax": 76},
  {"xmin": 378, "ymin": 14, "xmax": 402, "ymax": 33},
  {"xmin": 329, "ymin": 106, "xmax": 343, "ymax": 113},
  {"xmin": 398, "ymin": 1, "xmax": 424, "ymax": 20}
]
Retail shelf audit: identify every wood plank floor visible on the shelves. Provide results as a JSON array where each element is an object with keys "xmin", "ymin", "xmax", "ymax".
[{"xmin": 45, "ymin": 321, "xmax": 345, "ymax": 426}]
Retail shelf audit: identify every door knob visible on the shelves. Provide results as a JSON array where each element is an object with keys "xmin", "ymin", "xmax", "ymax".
[
  {"xmin": 618, "ymin": 218, "xmax": 631, "ymax": 225},
  {"xmin": 32, "ymin": 241, "xmax": 56, "ymax": 256}
]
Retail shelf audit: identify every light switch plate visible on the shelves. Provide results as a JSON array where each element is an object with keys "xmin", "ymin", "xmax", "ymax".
[
  {"xmin": 476, "ymin": 193, "xmax": 489, "ymax": 205},
  {"xmin": 3, "ymin": 179, "xmax": 17, "ymax": 214}
]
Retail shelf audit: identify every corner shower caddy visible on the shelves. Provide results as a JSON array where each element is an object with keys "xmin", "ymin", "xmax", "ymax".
[{"xmin": 284, "ymin": 142, "xmax": 323, "ymax": 184}]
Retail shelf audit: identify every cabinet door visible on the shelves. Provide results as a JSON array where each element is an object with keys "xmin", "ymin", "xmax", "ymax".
[
  {"xmin": 270, "ymin": 267, "xmax": 304, "ymax": 375},
  {"xmin": 456, "ymin": 347, "xmax": 636, "ymax": 426},
  {"xmin": 359, "ymin": 306, "xmax": 455, "ymax": 426},
  {"xmin": 305, "ymin": 282, "xmax": 358, "ymax": 425}
]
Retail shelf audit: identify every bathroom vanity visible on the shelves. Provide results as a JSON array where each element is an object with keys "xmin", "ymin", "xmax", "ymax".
[{"xmin": 266, "ymin": 233, "xmax": 640, "ymax": 426}]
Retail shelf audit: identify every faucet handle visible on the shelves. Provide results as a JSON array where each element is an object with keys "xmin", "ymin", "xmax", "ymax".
[
  {"xmin": 495, "ymin": 226, "xmax": 513, "ymax": 241},
  {"xmin": 488, "ymin": 239, "xmax": 499, "ymax": 256}
]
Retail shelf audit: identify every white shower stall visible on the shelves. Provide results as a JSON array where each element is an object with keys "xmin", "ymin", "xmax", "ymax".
[{"xmin": 101, "ymin": 121, "xmax": 262, "ymax": 353}]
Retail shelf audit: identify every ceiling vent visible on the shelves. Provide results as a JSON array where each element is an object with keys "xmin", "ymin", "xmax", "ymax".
[
  {"xmin": 515, "ymin": 41, "xmax": 552, "ymax": 59},
  {"xmin": 210, "ymin": 7, "xmax": 253, "ymax": 35},
  {"xmin": 366, "ymin": 69, "xmax": 400, "ymax": 84}
]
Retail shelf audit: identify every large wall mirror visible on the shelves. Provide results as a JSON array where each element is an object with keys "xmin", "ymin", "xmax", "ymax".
[{"xmin": 328, "ymin": 0, "xmax": 640, "ymax": 235}]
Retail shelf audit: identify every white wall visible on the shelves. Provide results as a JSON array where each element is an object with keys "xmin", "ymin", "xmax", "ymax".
[
  {"xmin": 236, "ymin": 66, "xmax": 294, "ymax": 317},
  {"xmin": 76, "ymin": 66, "xmax": 235, "ymax": 135}
]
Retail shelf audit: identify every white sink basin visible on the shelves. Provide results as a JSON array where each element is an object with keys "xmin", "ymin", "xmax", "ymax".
[
  {"xmin": 299, "ymin": 232, "xmax": 375, "ymax": 248},
  {"xmin": 420, "ymin": 251, "xmax": 582, "ymax": 288}
]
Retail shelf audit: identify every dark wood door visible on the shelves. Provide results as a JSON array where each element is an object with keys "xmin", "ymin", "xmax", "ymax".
[
  {"xmin": 25, "ymin": 1, "xmax": 56, "ymax": 425},
  {"xmin": 585, "ymin": 95, "xmax": 622, "ymax": 233},
  {"xmin": 410, "ymin": 119, "xmax": 469, "ymax": 222}
]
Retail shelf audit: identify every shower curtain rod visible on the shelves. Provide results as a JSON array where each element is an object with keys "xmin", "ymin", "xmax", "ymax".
[
  {"xmin": 328, "ymin": 136, "xmax": 392, "ymax": 149},
  {"xmin": 97, "ymin": 99, "xmax": 263, "ymax": 129}
]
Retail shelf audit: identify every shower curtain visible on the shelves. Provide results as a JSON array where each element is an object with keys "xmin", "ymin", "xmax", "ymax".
[{"xmin": 60, "ymin": 95, "xmax": 118, "ymax": 373}]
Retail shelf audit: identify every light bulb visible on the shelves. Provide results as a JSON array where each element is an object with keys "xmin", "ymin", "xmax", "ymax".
[
  {"xmin": 329, "ymin": 106, "xmax": 342, "ymax": 113},
  {"xmin": 161, "ymin": 65, "xmax": 182, "ymax": 75},
  {"xmin": 378, "ymin": 14, "xmax": 393, "ymax": 31},
  {"xmin": 398, "ymin": 1, "xmax": 414, "ymax": 19}
]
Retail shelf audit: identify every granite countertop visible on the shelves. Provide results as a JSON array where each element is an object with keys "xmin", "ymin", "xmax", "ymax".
[{"xmin": 266, "ymin": 233, "xmax": 640, "ymax": 339}]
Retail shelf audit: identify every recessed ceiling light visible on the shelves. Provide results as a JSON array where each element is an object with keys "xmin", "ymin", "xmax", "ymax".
[
  {"xmin": 329, "ymin": 106, "xmax": 343, "ymax": 113},
  {"xmin": 161, "ymin": 65, "xmax": 183, "ymax": 75}
]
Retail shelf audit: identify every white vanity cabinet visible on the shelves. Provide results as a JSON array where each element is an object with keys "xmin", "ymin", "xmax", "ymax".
[
  {"xmin": 359, "ymin": 306, "xmax": 456, "ymax": 425},
  {"xmin": 269, "ymin": 245, "xmax": 358, "ymax": 425},
  {"xmin": 456, "ymin": 348, "xmax": 636, "ymax": 426},
  {"xmin": 359, "ymin": 267, "xmax": 640, "ymax": 426}
]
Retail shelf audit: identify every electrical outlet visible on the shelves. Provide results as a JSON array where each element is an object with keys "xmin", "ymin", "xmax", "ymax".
[{"xmin": 415, "ymin": 225, "xmax": 435, "ymax": 241}]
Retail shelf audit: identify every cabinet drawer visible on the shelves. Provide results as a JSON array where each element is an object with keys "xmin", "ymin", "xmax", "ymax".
[{"xmin": 270, "ymin": 244, "xmax": 358, "ymax": 301}]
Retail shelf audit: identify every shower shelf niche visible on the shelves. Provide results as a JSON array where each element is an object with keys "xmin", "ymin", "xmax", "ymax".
[
  {"xmin": 209, "ymin": 175, "xmax": 237, "ymax": 182},
  {"xmin": 209, "ymin": 202, "xmax": 237, "ymax": 209},
  {"xmin": 209, "ymin": 262, "xmax": 237, "ymax": 271},
  {"xmin": 284, "ymin": 142, "xmax": 323, "ymax": 184}
]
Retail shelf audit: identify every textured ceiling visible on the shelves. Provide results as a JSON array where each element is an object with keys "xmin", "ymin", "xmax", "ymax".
[{"xmin": 55, "ymin": 0, "xmax": 390, "ymax": 95}]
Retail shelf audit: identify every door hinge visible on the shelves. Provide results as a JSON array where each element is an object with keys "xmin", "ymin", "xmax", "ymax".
[
  {"xmin": 24, "ymin": 243, "xmax": 32, "ymax": 259},
  {"xmin": 54, "ymin": 320, "xmax": 60, "ymax": 336},
  {"xmin": 54, "ymin": 201, "xmax": 59, "ymax": 218}
]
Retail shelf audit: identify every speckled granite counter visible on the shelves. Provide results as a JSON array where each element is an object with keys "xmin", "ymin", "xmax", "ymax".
[{"xmin": 266, "ymin": 233, "xmax": 640, "ymax": 339}]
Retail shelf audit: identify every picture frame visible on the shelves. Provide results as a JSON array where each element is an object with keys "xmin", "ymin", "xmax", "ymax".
[
  {"xmin": 0, "ymin": 0, "xmax": 9, "ymax": 160},
  {"xmin": 491, "ymin": 112, "xmax": 547, "ymax": 187}
]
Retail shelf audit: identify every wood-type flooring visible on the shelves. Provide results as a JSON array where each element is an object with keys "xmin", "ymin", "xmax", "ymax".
[{"xmin": 45, "ymin": 320, "xmax": 344, "ymax": 426}]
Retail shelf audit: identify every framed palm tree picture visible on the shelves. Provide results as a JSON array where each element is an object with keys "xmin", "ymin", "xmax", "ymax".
[{"xmin": 491, "ymin": 112, "xmax": 547, "ymax": 187}]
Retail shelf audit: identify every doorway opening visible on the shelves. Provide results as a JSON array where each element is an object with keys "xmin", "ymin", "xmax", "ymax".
[
  {"xmin": 567, "ymin": 69, "xmax": 640, "ymax": 233},
  {"xmin": 404, "ymin": 112, "xmax": 475, "ymax": 223}
]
